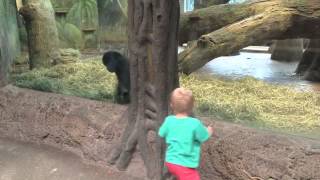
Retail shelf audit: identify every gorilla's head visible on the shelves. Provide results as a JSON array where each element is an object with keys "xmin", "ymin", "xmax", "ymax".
[{"xmin": 102, "ymin": 51, "xmax": 123, "ymax": 73}]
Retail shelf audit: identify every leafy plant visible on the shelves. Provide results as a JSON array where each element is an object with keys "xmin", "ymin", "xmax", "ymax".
[
  {"xmin": 102, "ymin": 0, "xmax": 127, "ymax": 17},
  {"xmin": 116, "ymin": 0, "xmax": 127, "ymax": 17},
  {"xmin": 56, "ymin": 19, "xmax": 84, "ymax": 49},
  {"xmin": 50, "ymin": 0, "xmax": 74, "ymax": 9},
  {"xmin": 66, "ymin": 0, "xmax": 98, "ymax": 29}
]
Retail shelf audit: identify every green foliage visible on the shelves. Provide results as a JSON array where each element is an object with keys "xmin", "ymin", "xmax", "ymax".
[
  {"xmin": 56, "ymin": 20, "xmax": 84, "ymax": 49},
  {"xmin": 116, "ymin": 0, "xmax": 128, "ymax": 17},
  {"xmin": 98, "ymin": 23, "xmax": 127, "ymax": 43},
  {"xmin": 50, "ymin": 0, "xmax": 58, "ymax": 8},
  {"xmin": 67, "ymin": 0, "xmax": 98, "ymax": 29},
  {"xmin": 96, "ymin": 0, "xmax": 128, "ymax": 43},
  {"xmin": 11, "ymin": 59, "xmax": 320, "ymax": 135},
  {"xmin": 83, "ymin": 33, "xmax": 97, "ymax": 48},
  {"xmin": 50, "ymin": 0, "xmax": 74, "ymax": 9},
  {"xmin": 102, "ymin": 0, "xmax": 127, "ymax": 17}
]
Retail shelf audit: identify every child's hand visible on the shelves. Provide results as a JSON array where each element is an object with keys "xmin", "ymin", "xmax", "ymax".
[{"xmin": 207, "ymin": 126, "xmax": 213, "ymax": 137}]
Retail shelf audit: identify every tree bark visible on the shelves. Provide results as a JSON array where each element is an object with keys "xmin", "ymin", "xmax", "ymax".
[
  {"xmin": 0, "ymin": 39, "xmax": 9, "ymax": 87},
  {"xmin": 107, "ymin": 0, "xmax": 180, "ymax": 179},
  {"xmin": 304, "ymin": 57, "xmax": 320, "ymax": 82},
  {"xmin": 179, "ymin": 0, "xmax": 270, "ymax": 44},
  {"xmin": 178, "ymin": 0, "xmax": 320, "ymax": 74},
  {"xmin": 271, "ymin": 39, "xmax": 304, "ymax": 62},
  {"xmin": 0, "ymin": 0, "xmax": 20, "ymax": 87},
  {"xmin": 295, "ymin": 39, "xmax": 320, "ymax": 81},
  {"xmin": 20, "ymin": 0, "xmax": 60, "ymax": 69},
  {"xmin": 0, "ymin": 0, "xmax": 10, "ymax": 87},
  {"xmin": 296, "ymin": 40, "xmax": 320, "ymax": 75}
]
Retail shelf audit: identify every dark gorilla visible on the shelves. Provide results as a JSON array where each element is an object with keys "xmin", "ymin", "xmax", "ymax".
[{"xmin": 102, "ymin": 51, "xmax": 130, "ymax": 104}]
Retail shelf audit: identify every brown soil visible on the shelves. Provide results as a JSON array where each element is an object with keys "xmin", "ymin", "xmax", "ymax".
[
  {"xmin": 0, "ymin": 138, "xmax": 142, "ymax": 180},
  {"xmin": 0, "ymin": 85, "xmax": 320, "ymax": 179}
]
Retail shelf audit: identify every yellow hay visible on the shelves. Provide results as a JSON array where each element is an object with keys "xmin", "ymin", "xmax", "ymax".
[{"xmin": 12, "ymin": 58, "xmax": 320, "ymax": 134}]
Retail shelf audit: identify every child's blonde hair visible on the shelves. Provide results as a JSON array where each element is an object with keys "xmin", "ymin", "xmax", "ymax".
[{"xmin": 170, "ymin": 87, "xmax": 194, "ymax": 115}]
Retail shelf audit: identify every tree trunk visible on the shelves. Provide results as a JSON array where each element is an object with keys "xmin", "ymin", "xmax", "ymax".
[
  {"xmin": 107, "ymin": 0, "xmax": 180, "ymax": 179},
  {"xmin": 0, "ymin": 0, "xmax": 20, "ymax": 87},
  {"xmin": 178, "ymin": 0, "xmax": 320, "ymax": 74},
  {"xmin": 304, "ymin": 57, "xmax": 320, "ymax": 82},
  {"xmin": 295, "ymin": 39, "xmax": 320, "ymax": 81},
  {"xmin": 19, "ymin": 0, "xmax": 60, "ymax": 69},
  {"xmin": 0, "ymin": 36, "xmax": 9, "ymax": 87},
  {"xmin": 0, "ymin": 0, "xmax": 10, "ymax": 87},
  {"xmin": 271, "ymin": 39, "xmax": 304, "ymax": 62},
  {"xmin": 296, "ymin": 40, "xmax": 320, "ymax": 75}
]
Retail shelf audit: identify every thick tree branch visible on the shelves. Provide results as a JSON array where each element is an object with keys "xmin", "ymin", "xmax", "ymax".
[
  {"xmin": 179, "ymin": 0, "xmax": 278, "ymax": 44},
  {"xmin": 178, "ymin": 0, "xmax": 320, "ymax": 74},
  {"xmin": 179, "ymin": 10, "xmax": 293, "ymax": 74}
]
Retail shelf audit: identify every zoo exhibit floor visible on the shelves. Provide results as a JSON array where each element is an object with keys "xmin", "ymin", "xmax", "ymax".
[
  {"xmin": 192, "ymin": 47, "xmax": 320, "ymax": 92},
  {"xmin": 192, "ymin": 49, "xmax": 320, "ymax": 138},
  {"xmin": 0, "ymin": 138, "xmax": 140, "ymax": 180}
]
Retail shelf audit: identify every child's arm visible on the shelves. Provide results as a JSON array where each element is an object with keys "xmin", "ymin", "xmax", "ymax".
[
  {"xmin": 194, "ymin": 121, "xmax": 211, "ymax": 143},
  {"xmin": 158, "ymin": 118, "xmax": 168, "ymax": 138},
  {"xmin": 207, "ymin": 126, "xmax": 213, "ymax": 137}
]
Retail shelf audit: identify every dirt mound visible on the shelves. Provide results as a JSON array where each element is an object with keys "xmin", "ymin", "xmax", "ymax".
[
  {"xmin": 0, "ymin": 85, "xmax": 145, "ymax": 179},
  {"xmin": 0, "ymin": 85, "xmax": 319, "ymax": 179},
  {"xmin": 200, "ymin": 119, "xmax": 320, "ymax": 179}
]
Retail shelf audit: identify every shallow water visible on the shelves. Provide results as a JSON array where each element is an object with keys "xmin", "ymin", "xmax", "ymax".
[{"xmin": 194, "ymin": 51, "xmax": 320, "ymax": 92}]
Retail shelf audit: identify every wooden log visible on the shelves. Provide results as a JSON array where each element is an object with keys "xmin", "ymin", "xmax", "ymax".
[
  {"xmin": 178, "ymin": 0, "xmax": 320, "ymax": 74},
  {"xmin": 179, "ymin": 0, "xmax": 275, "ymax": 44}
]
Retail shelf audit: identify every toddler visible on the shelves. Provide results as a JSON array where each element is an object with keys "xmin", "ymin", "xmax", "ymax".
[{"xmin": 158, "ymin": 87, "xmax": 213, "ymax": 180}]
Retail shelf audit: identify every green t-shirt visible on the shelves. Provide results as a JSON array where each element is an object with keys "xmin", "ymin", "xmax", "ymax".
[{"xmin": 158, "ymin": 115, "xmax": 210, "ymax": 168}]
